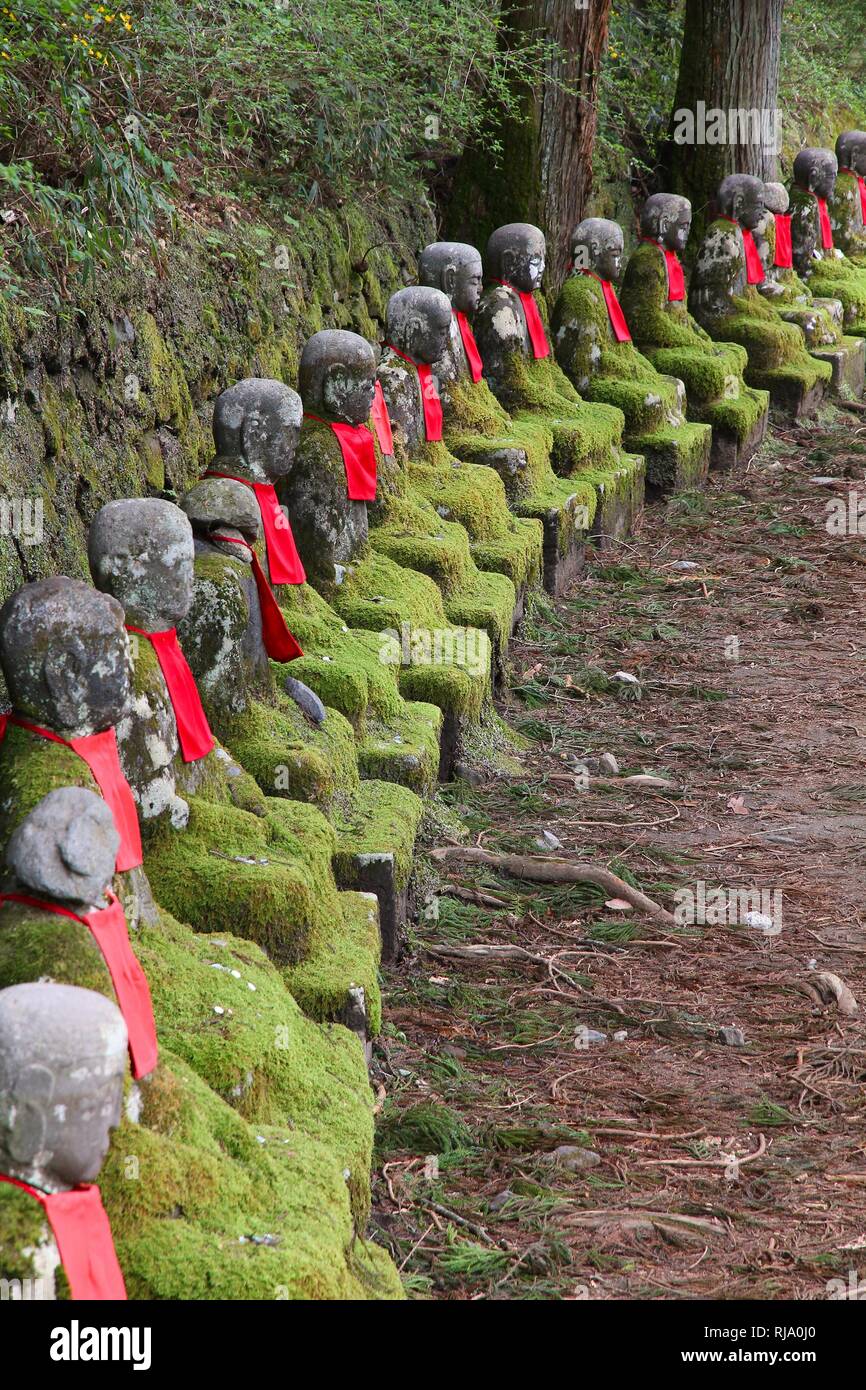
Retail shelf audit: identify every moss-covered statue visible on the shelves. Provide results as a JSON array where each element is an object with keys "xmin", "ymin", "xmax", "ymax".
[
  {"xmin": 0, "ymin": 797, "xmax": 401, "ymax": 1300},
  {"xmin": 0, "ymin": 980, "xmax": 128, "ymax": 1297},
  {"xmin": 472, "ymin": 222, "xmax": 645, "ymax": 542},
  {"xmin": 176, "ymin": 482, "xmax": 422, "ymax": 968},
  {"xmin": 690, "ymin": 174, "xmax": 831, "ymax": 419},
  {"xmin": 419, "ymin": 240, "xmax": 594, "ymax": 590},
  {"xmin": 619, "ymin": 193, "xmax": 768, "ymax": 470},
  {"xmin": 278, "ymin": 329, "xmax": 495, "ymax": 762},
  {"xmin": 757, "ymin": 182, "xmax": 865, "ymax": 399},
  {"xmin": 552, "ymin": 217, "xmax": 711, "ymax": 495},
  {"xmin": 789, "ymin": 147, "xmax": 866, "ymax": 337},
  {"xmin": 194, "ymin": 379, "xmax": 442, "ymax": 796},
  {"xmin": 88, "ymin": 495, "xmax": 392, "ymax": 1013},
  {"xmin": 376, "ymin": 284, "xmax": 540, "ymax": 623},
  {"xmin": 830, "ymin": 130, "xmax": 866, "ymax": 267}
]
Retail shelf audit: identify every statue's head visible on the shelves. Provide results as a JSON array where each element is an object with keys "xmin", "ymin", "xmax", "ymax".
[
  {"xmin": 212, "ymin": 378, "xmax": 303, "ymax": 482},
  {"xmin": 88, "ymin": 498, "xmax": 194, "ymax": 631},
  {"xmin": 386, "ymin": 286, "xmax": 452, "ymax": 365},
  {"xmin": 484, "ymin": 223, "xmax": 546, "ymax": 293},
  {"xmin": 418, "ymin": 241, "xmax": 484, "ymax": 315},
  {"xmin": 836, "ymin": 130, "xmax": 866, "ymax": 177},
  {"xmin": 640, "ymin": 193, "xmax": 692, "ymax": 252},
  {"xmin": 6, "ymin": 787, "xmax": 118, "ymax": 909},
  {"xmin": 570, "ymin": 217, "xmax": 624, "ymax": 281},
  {"xmin": 0, "ymin": 982, "xmax": 127, "ymax": 1192},
  {"xmin": 180, "ymin": 477, "xmax": 261, "ymax": 562},
  {"xmin": 793, "ymin": 147, "xmax": 838, "ymax": 200},
  {"xmin": 0, "ymin": 577, "xmax": 131, "ymax": 737},
  {"xmin": 298, "ymin": 330, "xmax": 376, "ymax": 426},
  {"xmin": 717, "ymin": 173, "xmax": 766, "ymax": 230},
  {"xmin": 762, "ymin": 182, "xmax": 790, "ymax": 215}
]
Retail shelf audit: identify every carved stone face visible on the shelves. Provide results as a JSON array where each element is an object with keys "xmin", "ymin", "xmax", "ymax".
[
  {"xmin": 836, "ymin": 131, "xmax": 866, "ymax": 177},
  {"xmin": 718, "ymin": 174, "xmax": 765, "ymax": 231},
  {"xmin": 6, "ymin": 788, "xmax": 118, "ymax": 908},
  {"xmin": 762, "ymin": 182, "xmax": 789, "ymax": 216},
  {"xmin": 418, "ymin": 241, "xmax": 484, "ymax": 315},
  {"xmin": 0, "ymin": 577, "xmax": 132, "ymax": 737},
  {"xmin": 639, "ymin": 194, "xmax": 693, "ymax": 252},
  {"xmin": 212, "ymin": 378, "xmax": 303, "ymax": 482},
  {"xmin": 386, "ymin": 286, "xmax": 452, "ymax": 365},
  {"xmin": 485, "ymin": 223, "xmax": 546, "ymax": 293},
  {"xmin": 180, "ymin": 478, "xmax": 261, "ymax": 562},
  {"xmin": 571, "ymin": 217, "xmax": 624, "ymax": 282},
  {"xmin": 88, "ymin": 498, "xmax": 194, "ymax": 631},
  {"xmin": 793, "ymin": 147, "xmax": 838, "ymax": 200},
  {"xmin": 299, "ymin": 330, "xmax": 377, "ymax": 427},
  {"xmin": 0, "ymin": 982, "xmax": 127, "ymax": 1192}
]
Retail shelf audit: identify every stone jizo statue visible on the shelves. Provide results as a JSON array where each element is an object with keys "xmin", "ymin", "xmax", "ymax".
[
  {"xmin": 6, "ymin": 785, "xmax": 119, "ymax": 910},
  {"xmin": 277, "ymin": 330, "xmax": 376, "ymax": 589},
  {"xmin": 0, "ymin": 981, "xmax": 126, "ymax": 1194},
  {"xmin": 790, "ymin": 146, "xmax": 866, "ymax": 336},
  {"xmin": 831, "ymin": 131, "xmax": 866, "ymax": 264},
  {"xmin": 379, "ymin": 286, "xmax": 452, "ymax": 451}
]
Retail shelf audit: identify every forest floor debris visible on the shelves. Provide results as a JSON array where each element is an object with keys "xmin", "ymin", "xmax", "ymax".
[{"xmin": 371, "ymin": 407, "xmax": 866, "ymax": 1300}]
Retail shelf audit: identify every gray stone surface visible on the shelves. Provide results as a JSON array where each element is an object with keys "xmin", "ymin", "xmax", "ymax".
[
  {"xmin": 6, "ymin": 787, "xmax": 117, "ymax": 909},
  {"xmin": 0, "ymin": 981, "xmax": 127, "ymax": 1193},
  {"xmin": 89, "ymin": 497, "xmax": 194, "ymax": 630}
]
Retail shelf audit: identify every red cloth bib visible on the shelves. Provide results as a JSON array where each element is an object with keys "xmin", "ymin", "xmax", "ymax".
[
  {"xmin": 370, "ymin": 381, "xmax": 394, "ymax": 458},
  {"xmin": 204, "ymin": 472, "xmax": 305, "ymax": 585},
  {"xmin": 640, "ymin": 239, "xmax": 685, "ymax": 301},
  {"xmin": 798, "ymin": 190, "xmax": 834, "ymax": 250},
  {"xmin": 0, "ymin": 1174, "xmax": 126, "ymax": 1300},
  {"xmin": 493, "ymin": 280, "xmax": 550, "ymax": 359},
  {"xmin": 840, "ymin": 169, "xmax": 866, "ymax": 225},
  {"xmin": 773, "ymin": 213, "xmax": 793, "ymax": 269},
  {"xmin": 125, "ymin": 626, "xmax": 214, "ymax": 763},
  {"xmin": 303, "ymin": 414, "xmax": 378, "ymax": 500},
  {"xmin": 0, "ymin": 716, "xmax": 141, "ymax": 872},
  {"xmin": 454, "ymin": 311, "xmax": 483, "ymax": 382},
  {"xmin": 386, "ymin": 347, "xmax": 443, "ymax": 443},
  {"xmin": 578, "ymin": 270, "xmax": 632, "ymax": 342},
  {"xmin": 720, "ymin": 216, "xmax": 763, "ymax": 284},
  {"xmin": 0, "ymin": 892, "xmax": 158, "ymax": 1080},
  {"xmin": 209, "ymin": 534, "xmax": 303, "ymax": 663}
]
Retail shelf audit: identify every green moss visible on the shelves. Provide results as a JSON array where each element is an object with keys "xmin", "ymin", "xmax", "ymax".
[
  {"xmin": 357, "ymin": 699, "xmax": 442, "ymax": 792},
  {"xmin": 333, "ymin": 778, "xmax": 423, "ymax": 895},
  {"xmin": 284, "ymin": 889, "xmax": 382, "ymax": 1036},
  {"xmin": 217, "ymin": 691, "xmax": 360, "ymax": 808}
]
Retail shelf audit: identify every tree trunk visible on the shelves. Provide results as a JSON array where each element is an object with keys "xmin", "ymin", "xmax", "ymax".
[
  {"xmin": 445, "ymin": 0, "xmax": 613, "ymax": 295},
  {"xmin": 665, "ymin": 0, "xmax": 783, "ymax": 237}
]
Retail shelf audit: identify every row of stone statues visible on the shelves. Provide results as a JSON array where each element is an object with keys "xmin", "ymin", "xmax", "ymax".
[{"xmin": 2, "ymin": 130, "xmax": 865, "ymax": 1300}]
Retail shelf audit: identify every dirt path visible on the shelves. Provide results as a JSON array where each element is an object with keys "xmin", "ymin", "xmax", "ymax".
[{"xmin": 371, "ymin": 407, "xmax": 866, "ymax": 1300}]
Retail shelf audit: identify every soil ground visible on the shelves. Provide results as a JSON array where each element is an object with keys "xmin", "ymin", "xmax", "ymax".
[{"xmin": 370, "ymin": 405, "xmax": 866, "ymax": 1301}]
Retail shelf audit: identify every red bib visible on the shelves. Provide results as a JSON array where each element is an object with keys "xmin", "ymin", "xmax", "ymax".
[
  {"xmin": 641, "ymin": 239, "xmax": 685, "ymax": 301},
  {"xmin": 454, "ymin": 311, "xmax": 483, "ymax": 382},
  {"xmin": 0, "ymin": 1174, "xmax": 126, "ymax": 1300},
  {"xmin": 579, "ymin": 269, "xmax": 632, "ymax": 342},
  {"xmin": 303, "ymin": 414, "xmax": 377, "ymax": 501},
  {"xmin": 840, "ymin": 169, "xmax": 866, "ymax": 226},
  {"xmin": 204, "ymin": 472, "xmax": 306, "ymax": 585},
  {"xmin": 210, "ymin": 534, "xmax": 303, "ymax": 663},
  {"xmin": 125, "ymin": 626, "xmax": 214, "ymax": 763},
  {"xmin": 0, "ymin": 891, "xmax": 158, "ymax": 1080},
  {"xmin": 0, "ymin": 717, "xmax": 142, "ymax": 872},
  {"xmin": 493, "ymin": 280, "xmax": 550, "ymax": 358},
  {"xmin": 386, "ymin": 347, "xmax": 443, "ymax": 443},
  {"xmin": 799, "ymin": 190, "xmax": 834, "ymax": 250},
  {"xmin": 773, "ymin": 213, "xmax": 793, "ymax": 269},
  {"xmin": 721, "ymin": 216, "xmax": 764, "ymax": 284},
  {"xmin": 371, "ymin": 381, "xmax": 394, "ymax": 458}
]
